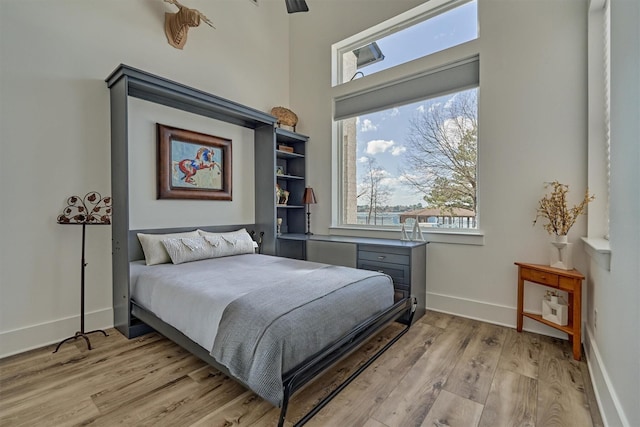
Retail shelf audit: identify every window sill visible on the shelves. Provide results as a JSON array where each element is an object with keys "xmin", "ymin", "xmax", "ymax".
[
  {"xmin": 328, "ymin": 226, "xmax": 485, "ymax": 246},
  {"xmin": 581, "ymin": 237, "xmax": 611, "ymax": 271}
]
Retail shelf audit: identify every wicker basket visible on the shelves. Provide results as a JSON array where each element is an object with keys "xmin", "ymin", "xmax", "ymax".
[{"xmin": 271, "ymin": 107, "xmax": 298, "ymax": 131}]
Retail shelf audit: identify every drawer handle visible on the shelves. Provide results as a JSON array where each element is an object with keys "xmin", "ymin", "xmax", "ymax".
[
  {"xmin": 378, "ymin": 256, "xmax": 386, "ymax": 260},
  {"xmin": 540, "ymin": 275, "xmax": 546, "ymax": 280}
]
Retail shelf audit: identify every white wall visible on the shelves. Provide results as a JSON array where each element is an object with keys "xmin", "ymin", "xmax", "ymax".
[
  {"xmin": 583, "ymin": 0, "xmax": 640, "ymax": 425},
  {"xmin": 0, "ymin": 0, "xmax": 290, "ymax": 357}
]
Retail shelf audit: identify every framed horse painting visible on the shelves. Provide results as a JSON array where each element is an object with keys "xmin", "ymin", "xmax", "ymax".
[{"xmin": 157, "ymin": 124, "xmax": 232, "ymax": 200}]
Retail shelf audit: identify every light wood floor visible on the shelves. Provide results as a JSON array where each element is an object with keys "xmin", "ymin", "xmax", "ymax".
[{"xmin": 0, "ymin": 311, "xmax": 603, "ymax": 427}]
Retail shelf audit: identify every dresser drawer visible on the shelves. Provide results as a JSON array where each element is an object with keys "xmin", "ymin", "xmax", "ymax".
[
  {"xmin": 521, "ymin": 267, "xmax": 559, "ymax": 287},
  {"xmin": 357, "ymin": 260, "xmax": 409, "ymax": 285},
  {"xmin": 358, "ymin": 250, "xmax": 409, "ymax": 266}
]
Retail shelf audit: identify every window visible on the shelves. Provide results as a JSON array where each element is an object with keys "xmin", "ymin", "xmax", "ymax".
[
  {"xmin": 336, "ymin": 0, "xmax": 477, "ymax": 85},
  {"xmin": 333, "ymin": 0, "xmax": 479, "ymax": 231},
  {"xmin": 339, "ymin": 88, "xmax": 478, "ymax": 229}
]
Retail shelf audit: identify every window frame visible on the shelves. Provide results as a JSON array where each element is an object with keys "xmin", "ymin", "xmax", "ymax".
[
  {"xmin": 329, "ymin": 0, "xmax": 483, "ymax": 245},
  {"xmin": 332, "ymin": 0, "xmax": 477, "ymax": 87}
]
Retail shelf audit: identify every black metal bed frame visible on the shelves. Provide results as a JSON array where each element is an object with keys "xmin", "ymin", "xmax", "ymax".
[
  {"xmin": 131, "ymin": 295, "xmax": 415, "ymax": 426},
  {"xmin": 127, "ymin": 227, "xmax": 416, "ymax": 425}
]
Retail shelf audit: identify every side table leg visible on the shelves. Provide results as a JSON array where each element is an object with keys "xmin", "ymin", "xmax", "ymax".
[
  {"xmin": 573, "ymin": 281, "xmax": 582, "ymax": 360},
  {"xmin": 516, "ymin": 270, "xmax": 524, "ymax": 332}
]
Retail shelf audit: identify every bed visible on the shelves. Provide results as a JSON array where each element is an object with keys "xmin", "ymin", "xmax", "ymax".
[{"xmin": 127, "ymin": 227, "xmax": 415, "ymax": 426}]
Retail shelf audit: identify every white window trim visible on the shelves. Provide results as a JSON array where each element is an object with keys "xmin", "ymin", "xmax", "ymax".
[
  {"xmin": 330, "ymin": 1, "xmax": 482, "ymax": 246},
  {"xmin": 329, "ymin": 225, "xmax": 485, "ymax": 246},
  {"xmin": 581, "ymin": 237, "xmax": 611, "ymax": 270},
  {"xmin": 585, "ymin": 0, "xmax": 611, "ymax": 269}
]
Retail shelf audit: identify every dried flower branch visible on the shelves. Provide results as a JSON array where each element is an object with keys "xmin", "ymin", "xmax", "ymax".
[{"xmin": 533, "ymin": 181, "xmax": 595, "ymax": 236}]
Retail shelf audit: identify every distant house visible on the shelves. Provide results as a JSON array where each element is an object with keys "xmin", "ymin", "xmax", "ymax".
[{"xmin": 399, "ymin": 207, "xmax": 476, "ymax": 228}]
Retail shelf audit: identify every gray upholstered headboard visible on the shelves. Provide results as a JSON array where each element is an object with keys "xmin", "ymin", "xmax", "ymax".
[{"xmin": 128, "ymin": 224, "xmax": 257, "ymax": 261}]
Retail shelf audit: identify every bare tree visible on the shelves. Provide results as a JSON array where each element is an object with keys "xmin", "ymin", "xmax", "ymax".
[
  {"xmin": 402, "ymin": 89, "xmax": 478, "ymax": 215},
  {"xmin": 357, "ymin": 157, "xmax": 391, "ymax": 224}
]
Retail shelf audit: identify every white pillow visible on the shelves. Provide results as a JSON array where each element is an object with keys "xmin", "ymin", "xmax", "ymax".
[
  {"xmin": 137, "ymin": 231, "xmax": 199, "ymax": 265},
  {"xmin": 162, "ymin": 236, "xmax": 216, "ymax": 265},
  {"xmin": 197, "ymin": 228, "xmax": 256, "ymax": 257}
]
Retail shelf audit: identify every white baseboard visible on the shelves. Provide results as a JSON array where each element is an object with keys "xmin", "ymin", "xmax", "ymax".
[
  {"xmin": 0, "ymin": 308, "xmax": 113, "ymax": 359},
  {"xmin": 426, "ymin": 292, "xmax": 567, "ymax": 339},
  {"xmin": 583, "ymin": 326, "xmax": 629, "ymax": 427}
]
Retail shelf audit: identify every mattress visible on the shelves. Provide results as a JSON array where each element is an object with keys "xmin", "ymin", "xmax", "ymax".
[{"xmin": 129, "ymin": 254, "xmax": 393, "ymax": 353}]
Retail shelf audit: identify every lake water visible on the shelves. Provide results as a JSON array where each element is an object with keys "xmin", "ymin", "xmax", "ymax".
[
  {"xmin": 356, "ymin": 213, "xmax": 475, "ymax": 228},
  {"xmin": 356, "ymin": 213, "xmax": 402, "ymax": 225}
]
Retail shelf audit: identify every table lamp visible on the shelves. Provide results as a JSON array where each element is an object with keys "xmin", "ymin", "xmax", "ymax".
[{"xmin": 302, "ymin": 187, "xmax": 317, "ymax": 235}]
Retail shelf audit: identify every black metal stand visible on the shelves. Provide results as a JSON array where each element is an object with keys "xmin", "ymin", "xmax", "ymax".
[
  {"xmin": 54, "ymin": 223, "xmax": 108, "ymax": 353},
  {"xmin": 305, "ymin": 208, "xmax": 313, "ymax": 235}
]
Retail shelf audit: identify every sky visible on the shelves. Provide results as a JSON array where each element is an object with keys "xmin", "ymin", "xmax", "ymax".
[{"xmin": 352, "ymin": 0, "xmax": 477, "ymax": 206}]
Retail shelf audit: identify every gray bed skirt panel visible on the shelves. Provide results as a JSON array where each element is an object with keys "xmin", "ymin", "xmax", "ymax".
[{"xmin": 130, "ymin": 301, "xmax": 242, "ymax": 386}]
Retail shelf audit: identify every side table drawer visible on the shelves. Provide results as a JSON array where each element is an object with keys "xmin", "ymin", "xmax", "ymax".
[
  {"xmin": 521, "ymin": 267, "xmax": 558, "ymax": 287},
  {"xmin": 559, "ymin": 276, "xmax": 578, "ymax": 291}
]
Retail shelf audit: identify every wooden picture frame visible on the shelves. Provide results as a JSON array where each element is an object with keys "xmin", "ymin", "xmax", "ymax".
[{"xmin": 157, "ymin": 124, "xmax": 232, "ymax": 200}]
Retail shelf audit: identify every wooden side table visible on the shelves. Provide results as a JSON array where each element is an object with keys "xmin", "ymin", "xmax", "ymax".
[{"xmin": 515, "ymin": 262, "xmax": 585, "ymax": 360}]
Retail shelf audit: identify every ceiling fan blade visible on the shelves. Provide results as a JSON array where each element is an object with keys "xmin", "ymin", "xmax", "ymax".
[{"xmin": 285, "ymin": 0, "xmax": 309, "ymax": 13}]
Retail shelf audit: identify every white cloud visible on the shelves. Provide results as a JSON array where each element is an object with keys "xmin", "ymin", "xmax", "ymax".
[
  {"xmin": 380, "ymin": 108, "xmax": 400, "ymax": 120},
  {"xmin": 360, "ymin": 119, "xmax": 378, "ymax": 132},
  {"xmin": 391, "ymin": 146, "xmax": 406, "ymax": 156},
  {"xmin": 366, "ymin": 139, "xmax": 395, "ymax": 155},
  {"xmin": 380, "ymin": 175, "xmax": 402, "ymax": 186},
  {"xmin": 397, "ymin": 173, "xmax": 415, "ymax": 183},
  {"xmin": 358, "ymin": 156, "xmax": 369, "ymax": 163},
  {"xmin": 417, "ymin": 102, "xmax": 442, "ymax": 114},
  {"xmin": 371, "ymin": 169, "xmax": 390, "ymax": 180},
  {"xmin": 444, "ymin": 94, "xmax": 457, "ymax": 109}
]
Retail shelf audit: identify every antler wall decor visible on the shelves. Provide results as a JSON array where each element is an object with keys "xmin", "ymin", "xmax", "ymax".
[{"xmin": 164, "ymin": 0, "xmax": 214, "ymax": 50}]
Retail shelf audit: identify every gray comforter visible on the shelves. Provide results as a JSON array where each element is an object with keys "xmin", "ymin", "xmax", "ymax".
[{"xmin": 210, "ymin": 262, "xmax": 393, "ymax": 406}]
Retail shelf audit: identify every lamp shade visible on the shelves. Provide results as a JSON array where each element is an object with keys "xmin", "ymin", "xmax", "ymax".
[{"xmin": 302, "ymin": 187, "xmax": 317, "ymax": 205}]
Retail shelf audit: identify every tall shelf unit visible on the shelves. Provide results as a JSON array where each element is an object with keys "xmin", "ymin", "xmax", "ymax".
[{"xmin": 255, "ymin": 127, "xmax": 309, "ymax": 259}]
